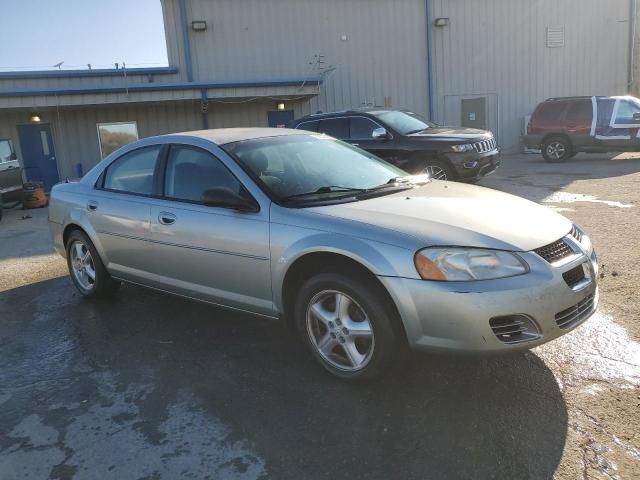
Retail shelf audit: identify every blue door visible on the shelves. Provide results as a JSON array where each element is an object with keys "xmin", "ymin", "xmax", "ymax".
[
  {"xmin": 17, "ymin": 123, "xmax": 59, "ymax": 191},
  {"xmin": 267, "ymin": 110, "xmax": 295, "ymax": 128}
]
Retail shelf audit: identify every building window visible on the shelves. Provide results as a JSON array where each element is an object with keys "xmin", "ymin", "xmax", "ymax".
[{"xmin": 97, "ymin": 121, "xmax": 139, "ymax": 158}]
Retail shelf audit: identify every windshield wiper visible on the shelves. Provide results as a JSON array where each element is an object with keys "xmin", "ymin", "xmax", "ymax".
[{"xmin": 282, "ymin": 186, "xmax": 366, "ymax": 202}]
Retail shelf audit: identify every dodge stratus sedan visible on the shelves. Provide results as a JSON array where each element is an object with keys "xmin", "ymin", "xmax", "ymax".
[{"xmin": 49, "ymin": 128, "xmax": 598, "ymax": 380}]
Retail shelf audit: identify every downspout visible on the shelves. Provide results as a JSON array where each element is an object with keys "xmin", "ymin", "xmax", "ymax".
[
  {"xmin": 425, "ymin": 0, "xmax": 436, "ymax": 121},
  {"xmin": 179, "ymin": 0, "xmax": 194, "ymax": 82},
  {"xmin": 629, "ymin": 0, "xmax": 637, "ymax": 93},
  {"xmin": 200, "ymin": 88, "xmax": 209, "ymax": 129}
]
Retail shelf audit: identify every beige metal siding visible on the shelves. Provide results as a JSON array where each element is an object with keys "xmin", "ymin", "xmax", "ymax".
[
  {"xmin": 166, "ymin": 0, "xmax": 429, "ymax": 116},
  {"xmin": 430, "ymin": 0, "xmax": 632, "ymax": 151},
  {"xmin": 0, "ymin": 100, "xmax": 302, "ymax": 179}
]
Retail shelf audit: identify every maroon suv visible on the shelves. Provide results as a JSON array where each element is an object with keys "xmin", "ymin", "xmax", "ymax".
[{"xmin": 524, "ymin": 96, "xmax": 640, "ymax": 162}]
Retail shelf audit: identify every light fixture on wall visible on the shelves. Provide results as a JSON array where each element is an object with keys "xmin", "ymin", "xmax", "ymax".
[
  {"xmin": 434, "ymin": 17, "xmax": 450, "ymax": 27},
  {"xmin": 191, "ymin": 20, "xmax": 207, "ymax": 32},
  {"xmin": 30, "ymin": 114, "xmax": 41, "ymax": 123},
  {"xmin": 277, "ymin": 102, "xmax": 286, "ymax": 111}
]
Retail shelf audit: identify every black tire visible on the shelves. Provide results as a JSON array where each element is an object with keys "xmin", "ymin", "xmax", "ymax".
[
  {"xmin": 409, "ymin": 158, "xmax": 454, "ymax": 181},
  {"xmin": 66, "ymin": 230, "xmax": 119, "ymax": 298},
  {"xmin": 294, "ymin": 272, "xmax": 400, "ymax": 381},
  {"xmin": 542, "ymin": 136, "xmax": 573, "ymax": 162}
]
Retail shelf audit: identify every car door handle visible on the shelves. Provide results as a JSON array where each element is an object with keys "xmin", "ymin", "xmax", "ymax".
[
  {"xmin": 158, "ymin": 212, "xmax": 176, "ymax": 225},
  {"xmin": 87, "ymin": 200, "xmax": 98, "ymax": 211}
]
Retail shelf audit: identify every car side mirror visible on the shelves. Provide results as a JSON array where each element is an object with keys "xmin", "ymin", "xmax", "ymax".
[
  {"xmin": 9, "ymin": 152, "xmax": 17, "ymax": 161},
  {"xmin": 371, "ymin": 127, "xmax": 388, "ymax": 140},
  {"xmin": 201, "ymin": 187, "xmax": 259, "ymax": 212},
  {"xmin": 633, "ymin": 112, "xmax": 640, "ymax": 122}
]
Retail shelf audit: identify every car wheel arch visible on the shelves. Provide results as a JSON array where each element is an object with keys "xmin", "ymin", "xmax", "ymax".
[
  {"xmin": 61, "ymin": 218, "xmax": 108, "ymax": 265},
  {"xmin": 407, "ymin": 153, "xmax": 455, "ymax": 177},
  {"xmin": 280, "ymin": 251, "xmax": 409, "ymax": 346},
  {"xmin": 542, "ymin": 133, "xmax": 574, "ymax": 149}
]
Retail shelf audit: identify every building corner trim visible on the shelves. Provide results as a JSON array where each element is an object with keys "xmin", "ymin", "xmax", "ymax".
[{"xmin": 179, "ymin": 0, "xmax": 194, "ymax": 82}]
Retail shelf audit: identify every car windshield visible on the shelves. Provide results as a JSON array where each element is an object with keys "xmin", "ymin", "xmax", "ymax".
[
  {"xmin": 0, "ymin": 139, "xmax": 14, "ymax": 163},
  {"xmin": 225, "ymin": 134, "xmax": 412, "ymax": 204},
  {"xmin": 370, "ymin": 111, "xmax": 437, "ymax": 135}
]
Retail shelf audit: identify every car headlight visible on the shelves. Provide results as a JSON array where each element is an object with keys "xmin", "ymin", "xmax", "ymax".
[
  {"xmin": 571, "ymin": 224, "xmax": 592, "ymax": 253},
  {"xmin": 451, "ymin": 144, "xmax": 475, "ymax": 153},
  {"xmin": 414, "ymin": 247, "xmax": 528, "ymax": 281}
]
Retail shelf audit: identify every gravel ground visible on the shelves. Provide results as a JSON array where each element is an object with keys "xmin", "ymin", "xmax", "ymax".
[{"xmin": 0, "ymin": 153, "xmax": 639, "ymax": 479}]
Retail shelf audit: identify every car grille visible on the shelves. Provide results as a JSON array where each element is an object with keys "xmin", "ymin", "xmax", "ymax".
[
  {"xmin": 555, "ymin": 293, "xmax": 596, "ymax": 330},
  {"xmin": 489, "ymin": 315, "xmax": 541, "ymax": 344},
  {"xmin": 534, "ymin": 238, "xmax": 574, "ymax": 264},
  {"xmin": 570, "ymin": 225, "xmax": 583, "ymax": 243},
  {"xmin": 473, "ymin": 137, "xmax": 497, "ymax": 154},
  {"xmin": 562, "ymin": 264, "xmax": 586, "ymax": 288}
]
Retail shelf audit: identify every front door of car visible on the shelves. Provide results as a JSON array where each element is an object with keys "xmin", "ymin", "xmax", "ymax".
[
  {"xmin": 346, "ymin": 116, "xmax": 398, "ymax": 162},
  {"xmin": 89, "ymin": 145, "xmax": 164, "ymax": 283},
  {"xmin": 609, "ymin": 98, "xmax": 640, "ymax": 148},
  {"xmin": 148, "ymin": 144, "xmax": 272, "ymax": 315}
]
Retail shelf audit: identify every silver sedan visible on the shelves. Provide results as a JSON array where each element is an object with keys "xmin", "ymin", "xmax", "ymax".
[{"xmin": 49, "ymin": 128, "xmax": 598, "ymax": 380}]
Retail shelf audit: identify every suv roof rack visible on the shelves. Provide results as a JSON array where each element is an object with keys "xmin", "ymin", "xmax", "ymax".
[{"xmin": 545, "ymin": 96, "xmax": 594, "ymax": 102}]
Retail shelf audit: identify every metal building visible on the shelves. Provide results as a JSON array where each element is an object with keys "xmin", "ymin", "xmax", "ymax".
[{"xmin": 0, "ymin": 0, "xmax": 635, "ymax": 189}]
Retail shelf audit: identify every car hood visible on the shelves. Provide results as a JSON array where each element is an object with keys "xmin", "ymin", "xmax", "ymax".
[
  {"xmin": 408, "ymin": 126, "xmax": 491, "ymax": 142},
  {"xmin": 308, "ymin": 182, "xmax": 571, "ymax": 251}
]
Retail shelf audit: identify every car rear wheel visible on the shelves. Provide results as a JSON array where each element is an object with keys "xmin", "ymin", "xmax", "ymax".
[
  {"xmin": 410, "ymin": 159, "xmax": 454, "ymax": 181},
  {"xmin": 542, "ymin": 137, "xmax": 573, "ymax": 162},
  {"xmin": 295, "ymin": 273, "xmax": 400, "ymax": 380},
  {"xmin": 66, "ymin": 230, "xmax": 119, "ymax": 298}
]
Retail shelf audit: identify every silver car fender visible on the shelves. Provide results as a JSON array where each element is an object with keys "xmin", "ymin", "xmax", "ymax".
[{"xmin": 271, "ymin": 229, "xmax": 415, "ymax": 313}]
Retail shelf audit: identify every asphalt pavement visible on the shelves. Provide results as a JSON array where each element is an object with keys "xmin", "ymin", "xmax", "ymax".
[{"xmin": 1, "ymin": 153, "xmax": 639, "ymax": 479}]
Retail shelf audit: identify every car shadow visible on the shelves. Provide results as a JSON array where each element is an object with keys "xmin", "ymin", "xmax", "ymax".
[{"xmin": 0, "ymin": 277, "xmax": 568, "ymax": 479}]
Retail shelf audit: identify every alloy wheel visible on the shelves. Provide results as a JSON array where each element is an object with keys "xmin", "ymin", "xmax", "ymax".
[
  {"xmin": 306, "ymin": 290, "xmax": 375, "ymax": 371},
  {"xmin": 69, "ymin": 240, "xmax": 96, "ymax": 291},
  {"xmin": 423, "ymin": 165, "xmax": 448, "ymax": 180},
  {"xmin": 546, "ymin": 141, "xmax": 566, "ymax": 160}
]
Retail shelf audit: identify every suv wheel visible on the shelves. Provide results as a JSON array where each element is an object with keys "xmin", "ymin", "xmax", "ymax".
[
  {"xmin": 66, "ymin": 230, "xmax": 119, "ymax": 298},
  {"xmin": 411, "ymin": 159, "xmax": 454, "ymax": 181},
  {"xmin": 295, "ymin": 273, "xmax": 400, "ymax": 381},
  {"xmin": 542, "ymin": 136, "xmax": 573, "ymax": 162}
]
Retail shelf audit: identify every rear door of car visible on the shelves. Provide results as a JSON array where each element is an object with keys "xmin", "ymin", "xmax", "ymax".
[
  {"xmin": 564, "ymin": 100, "xmax": 594, "ymax": 148},
  {"xmin": 89, "ymin": 144, "xmax": 164, "ymax": 283},
  {"xmin": 147, "ymin": 144, "xmax": 272, "ymax": 315}
]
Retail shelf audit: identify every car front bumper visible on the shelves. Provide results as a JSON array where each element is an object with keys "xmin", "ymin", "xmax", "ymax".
[
  {"xmin": 379, "ymin": 247, "xmax": 598, "ymax": 353},
  {"xmin": 443, "ymin": 149, "xmax": 501, "ymax": 181}
]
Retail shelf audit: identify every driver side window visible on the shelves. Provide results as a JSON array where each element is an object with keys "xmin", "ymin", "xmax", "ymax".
[{"xmin": 164, "ymin": 146, "xmax": 242, "ymax": 203}]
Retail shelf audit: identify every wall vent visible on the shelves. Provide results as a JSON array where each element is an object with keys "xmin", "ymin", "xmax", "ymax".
[{"xmin": 546, "ymin": 27, "xmax": 565, "ymax": 48}]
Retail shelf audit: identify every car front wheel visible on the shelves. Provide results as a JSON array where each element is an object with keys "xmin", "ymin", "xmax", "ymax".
[
  {"xmin": 410, "ymin": 159, "xmax": 454, "ymax": 181},
  {"xmin": 295, "ymin": 272, "xmax": 400, "ymax": 380},
  {"xmin": 66, "ymin": 230, "xmax": 119, "ymax": 298}
]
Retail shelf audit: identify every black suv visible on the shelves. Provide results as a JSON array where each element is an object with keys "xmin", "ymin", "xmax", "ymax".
[{"xmin": 291, "ymin": 109, "xmax": 500, "ymax": 181}]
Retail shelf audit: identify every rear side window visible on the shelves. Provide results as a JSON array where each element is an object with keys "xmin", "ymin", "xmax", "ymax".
[
  {"xmin": 566, "ymin": 101, "xmax": 593, "ymax": 122},
  {"xmin": 533, "ymin": 102, "xmax": 567, "ymax": 123},
  {"xmin": 164, "ymin": 145, "xmax": 242, "ymax": 203},
  {"xmin": 318, "ymin": 118, "xmax": 349, "ymax": 139},
  {"xmin": 103, "ymin": 146, "xmax": 161, "ymax": 195}
]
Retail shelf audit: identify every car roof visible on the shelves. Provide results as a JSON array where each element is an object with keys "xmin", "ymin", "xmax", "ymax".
[
  {"xmin": 171, "ymin": 127, "xmax": 309, "ymax": 145},
  {"xmin": 294, "ymin": 108, "xmax": 402, "ymax": 122}
]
